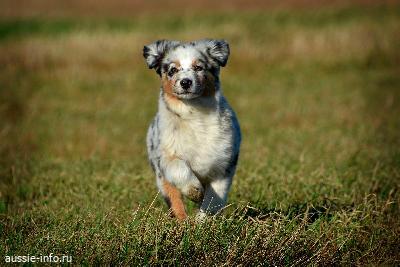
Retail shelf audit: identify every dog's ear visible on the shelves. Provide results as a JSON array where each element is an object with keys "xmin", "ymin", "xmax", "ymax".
[
  {"xmin": 143, "ymin": 40, "xmax": 179, "ymax": 75},
  {"xmin": 196, "ymin": 39, "xmax": 230, "ymax": 67}
]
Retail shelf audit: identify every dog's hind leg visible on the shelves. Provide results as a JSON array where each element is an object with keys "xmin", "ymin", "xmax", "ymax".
[{"xmin": 159, "ymin": 177, "xmax": 187, "ymax": 220}]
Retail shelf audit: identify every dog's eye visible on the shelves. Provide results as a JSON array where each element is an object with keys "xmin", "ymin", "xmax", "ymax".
[
  {"xmin": 168, "ymin": 67, "xmax": 178, "ymax": 77},
  {"xmin": 194, "ymin": 65, "xmax": 203, "ymax": 72}
]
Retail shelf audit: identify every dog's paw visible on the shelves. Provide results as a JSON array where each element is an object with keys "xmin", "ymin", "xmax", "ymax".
[
  {"xmin": 195, "ymin": 210, "xmax": 208, "ymax": 223},
  {"xmin": 186, "ymin": 185, "xmax": 204, "ymax": 203}
]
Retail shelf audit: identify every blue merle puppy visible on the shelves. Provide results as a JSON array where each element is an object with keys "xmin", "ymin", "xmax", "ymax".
[{"xmin": 143, "ymin": 39, "xmax": 241, "ymax": 220}]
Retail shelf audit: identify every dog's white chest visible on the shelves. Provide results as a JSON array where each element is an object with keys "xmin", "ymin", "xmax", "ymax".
[{"xmin": 161, "ymin": 112, "xmax": 229, "ymax": 178}]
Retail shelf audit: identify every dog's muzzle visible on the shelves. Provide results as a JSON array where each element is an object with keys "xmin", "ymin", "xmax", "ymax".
[{"xmin": 174, "ymin": 73, "xmax": 202, "ymax": 99}]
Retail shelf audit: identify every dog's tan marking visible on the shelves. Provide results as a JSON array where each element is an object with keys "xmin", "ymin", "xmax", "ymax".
[
  {"xmin": 162, "ymin": 77, "xmax": 181, "ymax": 109},
  {"xmin": 162, "ymin": 62, "xmax": 180, "ymax": 95},
  {"xmin": 166, "ymin": 153, "xmax": 178, "ymax": 161},
  {"xmin": 162, "ymin": 178, "xmax": 187, "ymax": 220},
  {"xmin": 162, "ymin": 74, "xmax": 175, "ymax": 96},
  {"xmin": 173, "ymin": 61, "xmax": 181, "ymax": 67},
  {"xmin": 162, "ymin": 73, "xmax": 181, "ymax": 106}
]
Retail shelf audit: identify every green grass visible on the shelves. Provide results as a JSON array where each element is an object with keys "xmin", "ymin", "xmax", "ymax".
[{"xmin": 1, "ymin": 4, "xmax": 400, "ymax": 265}]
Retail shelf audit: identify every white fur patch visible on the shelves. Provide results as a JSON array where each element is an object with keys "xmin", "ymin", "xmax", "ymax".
[{"xmin": 170, "ymin": 47, "xmax": 200, "ymax": 69}]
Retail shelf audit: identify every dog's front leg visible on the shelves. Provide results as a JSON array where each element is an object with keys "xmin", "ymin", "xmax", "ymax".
[
  {"xmin": 197, "ymin": 178, "xmax": 232, "ymax": 221},
  {"xmin": 161, "ymin": 157, "xmax": 204, "ymax": 203}
]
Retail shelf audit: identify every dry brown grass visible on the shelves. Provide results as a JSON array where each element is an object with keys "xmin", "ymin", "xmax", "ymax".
[{"xmin": 1, "ymin": 0, "xmax": 399, "ymax": 18}]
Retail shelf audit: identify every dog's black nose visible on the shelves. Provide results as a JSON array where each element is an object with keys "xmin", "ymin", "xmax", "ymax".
[{"xmin": 180, "ymin": 78, "xmax": 192, "ymax": 90}]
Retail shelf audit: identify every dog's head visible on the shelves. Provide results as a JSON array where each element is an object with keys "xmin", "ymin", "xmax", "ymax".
[{"xmin": 143, "ymin": 39, "xmax": 229, "ymax": 100}]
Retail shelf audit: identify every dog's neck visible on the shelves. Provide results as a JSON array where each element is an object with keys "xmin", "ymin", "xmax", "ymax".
[{"xmin": 159, "ymin": 89, "xmax": 222, "ymax": 119}]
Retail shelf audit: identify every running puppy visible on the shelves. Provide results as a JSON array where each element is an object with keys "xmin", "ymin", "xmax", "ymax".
[{"xmin": 143, "ymin": 39, "xmax": 241, "ymax": 220}]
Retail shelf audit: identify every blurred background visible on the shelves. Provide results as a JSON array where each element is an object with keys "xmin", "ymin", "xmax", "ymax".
[{"xmin": 0, "ymin": 0, "xmax": 399, "ymax": 264}]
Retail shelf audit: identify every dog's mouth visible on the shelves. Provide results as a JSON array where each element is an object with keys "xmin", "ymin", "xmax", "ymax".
[
  {"xmin": 174, "ymin": 88, "xmax": 202, "ymax": 99},
  {"xmin": 174, "ymin": 92, "xmax": 200, "ymax": 100},
  {"xmin": 176, "ymin": 91, "xmax": 191, "ymax": 95},
  {"xmin": 176, "ymin": 91, "xmax": 197, "ymax": 96}
]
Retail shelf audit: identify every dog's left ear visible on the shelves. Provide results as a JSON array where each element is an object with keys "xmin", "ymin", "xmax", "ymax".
[
  {"xmin": 143, "ymin": 40, "xmax": 179, "ymax": 75},
  {"xmin": 197, "ymin": 39, "xmax": 230, "ymax": 67}
]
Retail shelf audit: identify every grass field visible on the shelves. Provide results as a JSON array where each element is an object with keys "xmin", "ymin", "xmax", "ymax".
[{"xmin": 1, "ymin": 2, "xmax": 400, "ymax": 265}]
